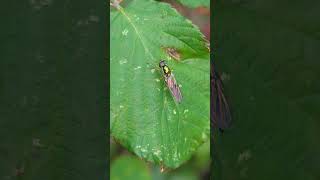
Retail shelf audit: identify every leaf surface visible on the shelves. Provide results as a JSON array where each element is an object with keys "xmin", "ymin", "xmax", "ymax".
[{"xmin": 110, "ymin": 0, "xmax": 210, "ymax": 168}]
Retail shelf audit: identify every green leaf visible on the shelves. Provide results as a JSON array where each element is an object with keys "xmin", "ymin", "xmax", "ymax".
[
  {"xmin": 111, "ymin": 155, "xmax": 151, "ymax": 180},
  {"xmin": 213, "ymin": 1, "xmax": 320, "ymax": 179},
  {"xmin": 177, "ymin": 0, "xmax": 209, "ymax": 8},
  {"xmin": 110, "ymin": 0, "xmax": 210, "ymax": 168}
]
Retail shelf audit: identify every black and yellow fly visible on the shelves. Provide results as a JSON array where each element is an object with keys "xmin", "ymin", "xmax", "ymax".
[{"xmin": 159, "ymin": 60, "xmax": 182, "ymax": 103}]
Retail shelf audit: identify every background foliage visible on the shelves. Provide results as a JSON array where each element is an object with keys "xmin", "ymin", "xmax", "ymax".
[
  {"xmin": 213, "ymin": 1, "xmax": 320, "ymax": 179},
  {"xmin": 0, "ymin": 0, "xmax": 108, "ymax": 179}
]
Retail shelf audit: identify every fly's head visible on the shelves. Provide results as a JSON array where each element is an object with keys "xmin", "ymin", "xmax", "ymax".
[{"xmin": 159, "ymin": 60, "xmax": 166, "ymax": 68}]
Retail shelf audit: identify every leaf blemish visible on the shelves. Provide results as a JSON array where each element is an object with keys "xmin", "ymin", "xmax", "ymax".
[
  {"xmin": 154, "ymin": 149, "xmax": 161, "ymax": 156},
  {"xmin": 165, "ymin": 47, "xmax": 181, "ymax": 61},
  {"xmin": 238, "ymin": 149, "xmax": 252, "ymax": 163},
  {"xmin": 89, "ymin": 15, "xmax": 99, "ymax": 23},
  {"xmin": 155, "ymin": 78, "xmax": 160, "ymax": 82},
  {"xmin": 221, "ymin": 72, "xmax": 230, "ymax": 82},
  {"xmin": 119, "ymin": 58, "xmax": 128, "ymax": 65},
  {"xmin": 173, "ymin": 151, "xmax": 178, "ymax": 161},
  {"xmin": 202, "ymin": 132, "xmax": 207, "ymax": 140},
  {"xmin": 134, "ymin": 66, "xmax": 142, "ymax": 70},
  {"xmin": 183, "ymin": 109, "xmax": 189, "ymax": 114},
  {"xmin": 122, "ymin": 29, "xmax": 129, "ymax": 36},
  {"xmin": 151, "ymin": 69, "xmax": 155, "ymax": 73},
  {"xmin": 141, "ymin": 148, "xmax": 147, "ymax": 153},
  {"xmin": 173, "ymin": 109, "xmax": 176, "ymax": 115}
]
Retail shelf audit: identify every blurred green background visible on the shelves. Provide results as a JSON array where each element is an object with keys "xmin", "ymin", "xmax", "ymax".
[
  {"xmin": 212, "ymin": 0, "xmax": 320, "ymax": 179},
  {"xmin": 111, "ymin": 140, "xmax": 210, "ymax": 180},
  {"xmin": 0, "ymin": 0, "xmax": 108, "ymax": 179}
]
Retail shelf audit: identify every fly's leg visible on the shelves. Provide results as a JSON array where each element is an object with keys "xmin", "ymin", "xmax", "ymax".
[
  {"xmin": 144, "ymin": 62, "xmax": 171, "ymax": 97},
  {"xmin": 146, "ymin": 62, "xmax": 166, "ymax": 80}
]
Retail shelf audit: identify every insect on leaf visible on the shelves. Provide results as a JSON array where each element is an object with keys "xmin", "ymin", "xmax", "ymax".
[{"xmin": 110, "ymin": 0, "xmax": 210, "ymax": 168}]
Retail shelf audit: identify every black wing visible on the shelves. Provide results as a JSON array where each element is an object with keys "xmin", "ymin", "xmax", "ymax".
[{"xmin": 211, "ymin": 63, "xmax": 232, "ymax": 131}]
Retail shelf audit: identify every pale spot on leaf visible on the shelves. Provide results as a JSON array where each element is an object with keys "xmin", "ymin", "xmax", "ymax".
[
  {"xmin": 89, "ymin": 15, "xmax": 99, "ymax": 22},
  {"xmin": 221, "ymin": 72, "xmax": 231, "ymax": 82},
  {"xmin": 119, "ymin": 59, "xmax": 127, "ymax": 65},
  {"xmin": 238, "ymin": 149, "xmax": 252, "ymax": 163},
  {"xmin": 32, "ymin": 138, "xmax": 43, "ymax": 147},
  {"xmin": 122, "ymin": 29, "xmax": 129, "ymax": 36},
  {"xmin": 201, "ymin": 132, "xmax": 207, "ymax": 140}
]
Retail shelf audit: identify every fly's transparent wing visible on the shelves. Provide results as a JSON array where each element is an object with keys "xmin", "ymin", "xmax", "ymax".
[{"xmin": 165, "ymin": 73, "xmax": 183, "ymax": 103}]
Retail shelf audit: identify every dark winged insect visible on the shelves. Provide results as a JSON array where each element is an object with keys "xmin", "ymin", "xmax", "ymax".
[
  {"xmin": 211, "ymin": 62, "xmax": 232, "ymax": 132},
  {"xmin": 159, "ymin": 60, "xmax": 183, "ymax": 103}
]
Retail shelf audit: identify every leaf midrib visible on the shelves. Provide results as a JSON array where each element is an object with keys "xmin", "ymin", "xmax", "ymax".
[{"xmin": 118, "ymin": 6, "xmax": 156, "ymax": 61}]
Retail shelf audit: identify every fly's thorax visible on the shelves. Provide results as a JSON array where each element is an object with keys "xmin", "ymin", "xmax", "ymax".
[
  {"xmin": 163, "ymin": 66, "xmax": 171, "ymax": 74},
  {"xmin": 159, "ymin": 60, "xmax": 171, "ymax": 77}
]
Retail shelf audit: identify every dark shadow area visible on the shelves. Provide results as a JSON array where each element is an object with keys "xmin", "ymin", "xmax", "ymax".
[
  {"xmin": 212, "ymin": 0, "xmax": 320, "ymax": 179},
  {"xmin": 0, "ymin": 1, "xmax": 108, "ymax": 179}
]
